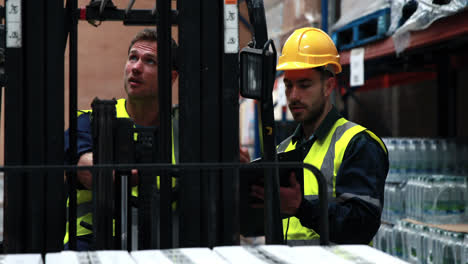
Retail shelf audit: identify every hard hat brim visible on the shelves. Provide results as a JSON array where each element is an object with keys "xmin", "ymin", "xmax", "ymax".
[{"xmin": 276, "ymin": 61, "xmax": 342, "ymax": 74}]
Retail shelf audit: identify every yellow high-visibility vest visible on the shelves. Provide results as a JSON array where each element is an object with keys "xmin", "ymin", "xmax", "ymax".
[
  {"xmin": 64, "ymin": 98, "xmax": 177, "ymax": 244},
  {"xmin": 278, "ymin": 117, "xmax": 387, "ymax": 241}
]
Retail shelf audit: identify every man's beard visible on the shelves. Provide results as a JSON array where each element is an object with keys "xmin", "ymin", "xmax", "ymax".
[{"xmin": 302, "ymin": 97, "xmax": 326, "ymax": 127}]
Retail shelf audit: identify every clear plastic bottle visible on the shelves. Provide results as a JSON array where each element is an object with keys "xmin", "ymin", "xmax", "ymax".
[
  {"xmin": 428, "ymin": 139, "xmax": 440, "ymax": 175},
  {"xmin": 397, "ymin": 181, "xmax": 407, "ymax": 221},
  {"xmin": 415, "ymin": 176, "xmax": 423, "ymax": 222},
  {"xmin": 413, "ymin": 138, "xmax": 424, "ymax": 176},
  {"xmin": 393, "ymin": 221, "xmax": 408, "ymax": 261},
  {"xmin": 415, "ymin": 224, "xmax": 427, "ymax": 264},
  {"xmin": 409, "ymin": 176, "xmax": 421, "ymax": 221},
  {"xmin": 382, "ymin": 224, "xmax": 394, "ymax": 255},
  {"xmin": 440, "ymin": 231, "xmax": 459, "ymax": 264},
  {"xmin": 407, "ymin": 139, "xmax": 417, "ymax": 178},
  {"xmin": 433, "ymin": 228, "xmax": 446, "ymax": 264},
  {"xmin": 406, "ymin": 177, "xmax": 416, "ymax": 220},
  {"xmin": 416, "ymin": 176, "xmax": 426, "ymax": 221},
  {"xmin": 428, "ymin": 176, "xmax": 444, "ymax": 224},
  {"xmin": 383, "ymin": 184, "xmax": 390, "ymax": 222},
  {"xmin": 422, "ymin": 139, "xmax": 432, "ymax": 175},
  {"xmin": 374, "ymin": 224, "xmax": 394, "ymax": 255},
  {"xmin": 451, "ymin": 232, "xmax": 465, "ymax": 264},
  {"xmin": 422, "ymin": 176, "xmax": 435, "ymax": 223},
  {"xmin": 406, "ymin": 222, "xmax": 423, "ymax": 264},
  {"xmin": 394, "ymin": 138, "xmax": 404, "ymax": 182},
  {"xmin": 446, "ymin": 139, "xmax": 457, "ymax": 176},
  {"xmin": 411, "ymin": 175, "xmax": 426, "ymax": 222},
  {"xmin": 462, "ymin": 234, "xmax": 468, "ymax": 264},
  {"xmin": 440, "ymin": 139, "xmax": 450, "ymax": 175},
  {"xmin": 386, "ymin": 138, "xmax": 398, "ymax": 182},
  {"xmin": 424, "ymin": 227, "xmax": 437, "ymax": 264},
  {"xmin": 449, "ymin": 176, "xmax": 467, "ymax": 224},
  {"xmin": 417, "ymin": 138, "xmax": 425, "ymax": 173},
  {"xmin": 387, "ymin": 184, "xmax": 396, "ymax": 223},
  {"xmin": 400, "ymin": 138, "xmax": 410, "ymax": 179},
  {"xmin": 463, "ymin": 177, "xmax": 468, "ymax": 223}
]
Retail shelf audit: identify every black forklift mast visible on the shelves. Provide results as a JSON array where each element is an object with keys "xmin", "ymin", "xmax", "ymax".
[
  {"xmin": 3, "ymin": 0, "xmax": 66, "ymax": 253},
  {"xmin": 244, "ymin": 0, "xmax": 284, "ymax": 244},
  {"xmin": 91, "ymin": 99, "xmax": 116, "ymax": 250}
]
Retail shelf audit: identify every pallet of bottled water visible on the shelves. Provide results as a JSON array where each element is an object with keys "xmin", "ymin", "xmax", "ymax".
[
  {"xmin": 374, "ymin": 220, "xmax": 468, "ymax": 264},
  {"xmin": 382, "ymin": 137, "xmax": 468, "ymax": 183},
  {"xmin": 382, "ymin": 137, "xmax": 468, "ymax": 225},
  {"xmin": 44, "ymin": 245, "xmax": 409, "ymax": 263},
  {"xmin": 383, "ymin": 174, "xmax": 467, "ymax": 225}
]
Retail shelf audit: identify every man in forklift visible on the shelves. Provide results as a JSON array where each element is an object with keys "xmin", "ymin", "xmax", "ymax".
[
  {"xmin": 251, "ymin": 27, "xmax": 389, "ymax": 245},
  {"xmin": 63, "ymin": 28, "xmax": 179, "ymax": 250},
  {"xmin": 64, "ymin": 28, "xmax": 252, "ymax": 251}
]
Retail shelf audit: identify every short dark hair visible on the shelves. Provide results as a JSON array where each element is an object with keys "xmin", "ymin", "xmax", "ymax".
[
  {"xmin": 316, "ymin": 66, "xmax": 335, "ymax": 81},
  {"xmin": 128, "ymin": 28, "xmax": 178, "ymax": 71}
]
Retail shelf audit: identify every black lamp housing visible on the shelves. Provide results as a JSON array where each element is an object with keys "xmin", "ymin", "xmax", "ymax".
[{"xmin": 239, "ymin": 40, "xmax": 277, "ymax": 101}]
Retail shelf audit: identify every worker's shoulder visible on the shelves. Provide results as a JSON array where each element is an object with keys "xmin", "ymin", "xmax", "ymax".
[
  {"xmin": 77, "ymin": 109, "xmax": 92, "ymax": 117},
  {"xmin": 348, "ymin": 129, "xmax": 388, "ymax": 157}
]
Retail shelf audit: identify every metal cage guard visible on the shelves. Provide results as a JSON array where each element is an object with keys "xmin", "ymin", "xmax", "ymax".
[{"xmin": 0, "ymin": 162, "xmax": 331, "ymax": 247}]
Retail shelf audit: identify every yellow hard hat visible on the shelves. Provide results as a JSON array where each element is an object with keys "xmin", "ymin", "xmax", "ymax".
[{"xmin": 277, "ymin": 27, "xmax": 342, "ymax": 74}]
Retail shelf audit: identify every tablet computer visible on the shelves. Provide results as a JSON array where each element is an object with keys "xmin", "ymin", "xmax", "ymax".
[{"xmin": 239, "ymin": 149, "xmax": 304, "ymax": 237}]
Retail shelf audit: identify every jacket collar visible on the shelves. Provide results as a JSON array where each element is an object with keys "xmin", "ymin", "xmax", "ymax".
[{"xmin": 291, "ymin": 106, "xmax": 342, "ymax": 144}]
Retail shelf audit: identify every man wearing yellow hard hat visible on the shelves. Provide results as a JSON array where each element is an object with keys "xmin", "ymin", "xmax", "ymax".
[{"xmin": 251, "ymin": 27, "xmax": 389, "ymax": 245}]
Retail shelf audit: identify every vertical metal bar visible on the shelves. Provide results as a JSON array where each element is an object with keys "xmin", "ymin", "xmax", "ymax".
[
  {"xmin": 157, "ymin": 0, "xmax": 173, "ymax": 249},
  {"xmin": 127, "ymin": 174, "xmax": 133, "ymax": 251},
  {"xmin": 115, "ymin": 170, "xmax": 122, "ymax": 249},
  {"xmin": 68, "ymin": 0, "xmax": 79, "ymax": 251},
  {"xmin": 45, "ymin": 0, "xmax": 66, "ymax": 252},
  {"xmin": 245, "ymin": 0, "xmax": 266, "ymax": 161},
  {"xmin": 138, "ymin": 129, "xmax": 157, "ymax": 249},
  {"xmin": 260, "ymin": 47, "xmax": 284, "ymax": 245},
  {"xmin": 178, "ymin": 0, "xmax": 202, "ymax": 247},
  {"xmin": 244, "ymin": 0, "xmax": 283, "ymax": 244},
  {"xmin": 200, "ymin": 0, "xmax": 221, "ymax": 247},
  {"xmin": 4, "ymin": 0, "xmax": 25, "ymax": 253},
  {"xmin": 253, "ymin": 105, "xmax": 261, "ymax": 158},
  {"xmin": 321, "ymin": 0, "xmax": 328, "ymax": 33},
  {"xmin": 92, "ymin": 99, "xmax": 116, "ymax": 250},
  {"xmin": 114, "ymin": 118, "xmax": 135, "ymax": 250},
  {"xmin": 221, "ymin": 0, "xmax": 240, "ymax": 244},
  {"xmin": 24, "ymin": 0, "xmax": 46, "ymax": 253},
  {"xmin": 244, "ymin": 0, "xmax": 268, "ymax": 49},
  {"xmin": 138, "ymin": 165, "xmax": 150, "ymax": 248}
]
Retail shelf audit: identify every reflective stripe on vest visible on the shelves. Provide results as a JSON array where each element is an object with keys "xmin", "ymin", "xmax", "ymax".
[
  {"xmin": 279, "ymin": 117, "xmax": 386, "ymax": 241},
  {"xmin": 65, "ymin": 98, "xmax": 178, "ymax": 244}
]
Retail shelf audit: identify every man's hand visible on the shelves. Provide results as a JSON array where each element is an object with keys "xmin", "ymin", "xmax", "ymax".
[
  {"xmin": 240, "ymin": 146, "xmax": 251, "ymax": 163},
  {"xmin": 76, "ymin": 152, "xmax": 139, "ymax": 189},
  {"xmin": 279, "ymin": 173, "xmax": 302, "ymax": 215},
  {"xmin": 77, "ymin": 152, "xmax": 93, "ymax": 189},
  {"xmin": 250, "ymin": 172, "xmax": 302, "ymax": 215}
]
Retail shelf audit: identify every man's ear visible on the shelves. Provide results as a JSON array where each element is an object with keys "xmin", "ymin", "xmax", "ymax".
[
  {"xmin": 324, "ymin": 77, "xmax": 336, "ymax": 97},
  {"xmin": 171, "ymin": 70, "xmax": 179, "ymax": 84}
]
